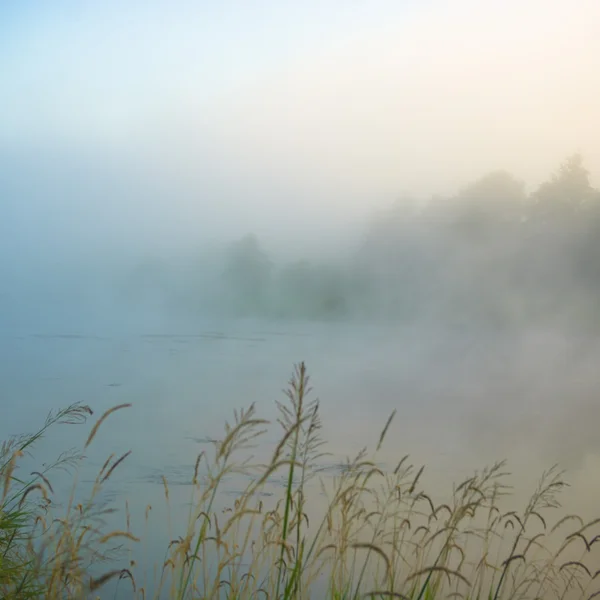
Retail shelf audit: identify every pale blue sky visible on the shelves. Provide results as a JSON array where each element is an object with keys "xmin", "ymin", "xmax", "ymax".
[
  {"xmin": 0, "ymin": 1, "xmax": 419, "ymax": 144},
  {"xmin": 1, "ymin": 0, "xmax": 599, "ymax": 258}
]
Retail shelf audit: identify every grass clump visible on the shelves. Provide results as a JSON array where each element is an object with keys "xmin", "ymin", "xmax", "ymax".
[
  {"xmin": 0, "ymin": 402, "xmax": 135, "ymax": 598},
  {"xmin": 2, "ymin": 362, "xmax": 600, "ymax": 599}
]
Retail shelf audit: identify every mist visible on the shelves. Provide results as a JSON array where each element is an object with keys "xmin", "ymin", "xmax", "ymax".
[
  {"xmin": 2, "ymin": 1, "xmax": 600, "ymax": 596},
  {"xmin": 2, "ymin": 0, "xmax": 599, "ymax": 316}
]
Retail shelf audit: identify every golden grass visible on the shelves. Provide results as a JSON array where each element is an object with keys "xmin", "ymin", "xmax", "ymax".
[{"xmin": 1, "ymin": 362, "xmax": 599, "ymax": 599}]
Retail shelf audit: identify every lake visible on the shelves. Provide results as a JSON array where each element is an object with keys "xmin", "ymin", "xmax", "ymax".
[{"xmin": 2, "ymin": 315, "xmax": 600, "ymax": 597}]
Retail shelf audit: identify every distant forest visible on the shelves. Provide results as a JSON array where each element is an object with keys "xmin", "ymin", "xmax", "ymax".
[{"xmin": 122, "ymin": 154, "xmax": 600, "ymax": 328}]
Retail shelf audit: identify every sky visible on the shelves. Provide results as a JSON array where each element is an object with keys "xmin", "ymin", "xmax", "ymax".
[{"xmin": 1, "ymin": 0, "xmax": 600, "ymax": 258}]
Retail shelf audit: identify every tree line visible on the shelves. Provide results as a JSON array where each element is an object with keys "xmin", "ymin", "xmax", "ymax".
[{"xmin": 125, "ymin": 154, "xmax": 600, "ymax": 328}]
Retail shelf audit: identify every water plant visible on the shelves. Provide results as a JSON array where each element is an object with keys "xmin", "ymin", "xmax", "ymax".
[{"xmin": 1, "ymin": 363, "xmax": 599, "ymax": 599}]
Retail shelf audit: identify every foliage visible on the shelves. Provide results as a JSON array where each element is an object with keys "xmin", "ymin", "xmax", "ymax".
[
  {"xmin": 354, "ymin": 154, "xmax": 600, "ymax": 327},
  {"xmin": 276, "ymin": 261, "xmax": 348, "ymax": 318},
  {"xmin": 222, "ymin": 233, "xmax": 274, "ymax": 316},
  {"xmin": 117, "ymin": 154, "xmax": 600, "ymax": 328},
  {"xmin": 0, "ymin": 403, "xmax": 132, "ymax": 599},
  {"xmin": 2, "ymin": 364, "xmax": 600, "ymax": 599},
  {"xmin": 214, "ymin": 155, "xmax": 600, "ymax": 327},
  {"xmin": 531, "ymin": 154, "xmax": 598, "ymax": 220},
  {"xmin": 448, "ymin": 170, "xmax": 527, "ymax": 240}
]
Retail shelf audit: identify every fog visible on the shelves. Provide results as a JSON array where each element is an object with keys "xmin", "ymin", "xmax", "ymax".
[{"xmin": 2, "ymin": 1, "xmax": 600, "ymax": 595}]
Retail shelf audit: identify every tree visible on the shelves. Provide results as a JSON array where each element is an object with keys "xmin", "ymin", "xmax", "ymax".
[
  {"xmin": 222, "ymin": 234, "xmax": 273, "ymax": 315},
  {"xmin": 276, "ymin": 261, "xmax": 347, "ymax": 318},
  {"xmin": 449, "ymin": 170, "xmax": 527, "ymax": 241},
  {"xmin": 530, "ymin": 154, "xmax": 597, "ymax": 222}
]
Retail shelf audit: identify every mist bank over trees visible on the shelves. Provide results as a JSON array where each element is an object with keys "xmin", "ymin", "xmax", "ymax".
[{"xmin": 114, "ymin": 153, "xmax": 600, "ymax": 330}]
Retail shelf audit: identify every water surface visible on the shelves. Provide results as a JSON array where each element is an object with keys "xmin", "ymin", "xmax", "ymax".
[{"xmin": 2, "ymin": 317, "xmax": 599, "ymax": 596}]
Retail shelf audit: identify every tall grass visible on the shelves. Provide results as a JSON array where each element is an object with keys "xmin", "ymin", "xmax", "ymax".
[{"xmin": 1, "ymin": 362, "xmax": 600, "ymax": 599}]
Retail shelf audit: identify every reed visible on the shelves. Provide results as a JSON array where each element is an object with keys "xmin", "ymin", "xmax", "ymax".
[{"xmin": 1, "ymin": 363, "xmax": 599, "ymax": 599}]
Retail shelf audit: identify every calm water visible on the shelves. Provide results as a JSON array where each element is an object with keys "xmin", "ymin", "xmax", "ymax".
[{"xmin": 2, "ymin": 316, "xmax": 600, "ymax": 596}]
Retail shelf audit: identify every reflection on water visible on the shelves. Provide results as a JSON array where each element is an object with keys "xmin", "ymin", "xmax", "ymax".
[{"xmin": 1, "ymin": 319, "xmax": 600, "ymax": 597}]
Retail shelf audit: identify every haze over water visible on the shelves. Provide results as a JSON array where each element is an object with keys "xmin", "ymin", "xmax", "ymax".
[{"xmin": 2, "ymin": 1, "xmax": 600, "ymax": 597}]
